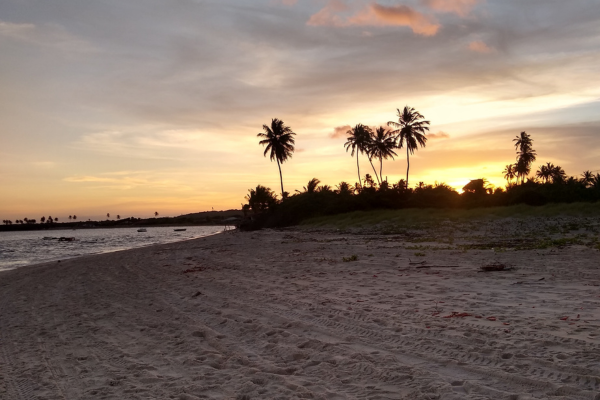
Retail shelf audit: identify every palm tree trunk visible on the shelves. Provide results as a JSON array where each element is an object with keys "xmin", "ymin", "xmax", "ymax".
[
  {"xmin": 356, "ymin": 152, "xmax": 361, "ymax": 187},
  {"xmin": 406, "ymin": 147, "xmax": 410, "ymax": 187},
  {"xmin": 379, "ymin": 157, "xmax": 383, "ymax": 183},
  {"xmin": 368, "ymin": 157, "xmax": 380, "ymax": 184},
  {"xmin": 277, "ymin": 158, "xmax": 284, "ymax": 198}
]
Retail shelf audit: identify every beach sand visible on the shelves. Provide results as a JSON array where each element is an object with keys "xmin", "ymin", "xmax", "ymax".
[{"xmin": 1, "ymin": 221, "xmax": 600, "ymax": 399}]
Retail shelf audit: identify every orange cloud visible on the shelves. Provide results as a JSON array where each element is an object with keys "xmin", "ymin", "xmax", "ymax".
[
  {"xmin": 468, "ymin": 40, "xmax": 494, "ymax": 53},
  {"xmin": 422, "ymin": 0, "xmax": 479, "ymax": 17},
  {"xmin": 308, "ymin": 2, "xmax": 440, "ymax": 36}
]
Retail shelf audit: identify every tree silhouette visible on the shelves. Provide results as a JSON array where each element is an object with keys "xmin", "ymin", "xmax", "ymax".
[
  {"xmin": 258, "ymin": 118, "xmax": 296, "ymax": 198},
  {"xmin": 336, "ymin": 181, "xmax": 354, "ymax": 195},
  {"xmin": 388, "ymin": 106, "xmax": 430, "ymax": 187},
  {"xmin": 154, "ymin": 212, "xmax": 159, "ymax": 217},
  {"xmin": 245, "ymin": 185, "xmax": 278, "ymax": 213},
  {"xmin": 107, "ymin": 213, "xmax": 110, "ymax": 219},
  {"xmin": 581, "ymin": 170, "xmax": 594, "ymax": 187},
  {"xmin": 73, "ymin": 215, "xmax": 77, "ymax": 220},
  {"xmin": 368, "ymin": 126, "xmax": 397, "ymax": 183},
  {"xmin": 344, "ymin": 124, "xmax": 372, "ymax": 189},
  {"xmin": 536, "ymin": 162, "xmax": 554, "ymax": 183},
  {"xmin": 503, "ymin": 164, "xmax": 516, "ymax": 184},
  {"xmin": 513, "ymin": 132, "xmax": 536, "ymax": 184},
  {"xmin": 303, "ymin": 178, "xmax": 321, "ymax": 193},
  {"xmin": 117, "ymin": 215, "xmax": 121, "ymax": 220},
  {"xmin": 41, "ymin": 216, "xmax": 45, "ymax": 223}
]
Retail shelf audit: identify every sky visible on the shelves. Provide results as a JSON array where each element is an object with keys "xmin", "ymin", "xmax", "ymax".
[{"xmin": 1, "ymin": 0, "xmax": 599, "ymax": 221}]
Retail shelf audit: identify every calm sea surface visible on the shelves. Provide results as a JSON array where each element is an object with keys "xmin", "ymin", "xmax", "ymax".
[{"xmin": 0, "ymin": 226, "xmax": 224, "ymax": 272}]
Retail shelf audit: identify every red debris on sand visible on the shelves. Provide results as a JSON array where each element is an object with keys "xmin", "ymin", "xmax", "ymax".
[
  {"xmin": 474, "ymin": 315, "xmax": 482, "ymax": 319},
  {"xmin": 560, "ymin": 316, "xmax": 569, "ymax": 321},
  {"xmin": 442, "ymin": 312, "xmax": 473, "ymax": 318},
  {"xmin": 503, "ymin": 322, "xmax": 510, "ymax": 325},
  {"xmin": 486, "ymin": 316, "xmax": 497, "ymax": 321},
  {"xmin": 373, "ymin": 275, "xmax": 378, "ymax": 277}
]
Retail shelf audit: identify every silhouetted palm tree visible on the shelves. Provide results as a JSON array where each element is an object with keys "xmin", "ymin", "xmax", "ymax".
[
  {"xmin": 258, "ymin": 118, "xmax": 296, "ymax": 197},
  {"xmin": 117, "ymin": 215, "xmax": 121, "ymax": 220},
  {"xmin": 107, "ymin": 213, "xmax": 110, "ymax": 219},
  {"xmin": 368, "ymin": 127, "xmax": 397, "ymax": 184},
  {"xmin": 536, "ymin": 162, "xmax": 554, "ymax": 183},
  {"xmin": 503, "ymin": 164, "xmax": 516, "ymax": 184},
  {"xmin": 245, "ymin": 185, "xmax": 278, "ymax": 213},
  {"xmin": 551, "ymin": 165, "xmax": 566, "ymax": 184},
  {"xmin": 581, "ymin": 170, "xmax": 594, "ymax": 187},
  {"xmin": 303, "ymin": 178, "xmax": 321, "ymax": 193},
  {"xmin": 41, "ymin": 216, "xmax": 45, "ymax": 223},
  {"xmin": 336, "ymin": 181, "xmax": 353, "ymax": 195},
  {"xmin": 344, "ymin": 124, "xmax": 372, "ymax": 188},
  {"xmin": 512, "ymin": 131, "xmax": 536, "ymax": 184},
  {"xmin": 73, "ymin": 215, "xmax": 77, "ymax": 220},
  {"xmin": 388, "ymin": 106, "xmax": 430, "ymax": 186},
  {"xmin": 592, "ymin": 173, "xmax": 600, "ymax": 189},
  {"xmin": 154, "ymin": 212, "xmax": 159, "ymax": 217}
]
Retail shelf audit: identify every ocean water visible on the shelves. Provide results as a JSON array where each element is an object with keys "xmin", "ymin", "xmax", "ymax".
[{"xmin": 0, "ymin": 226, "xmax": 224, "ymax": 271}]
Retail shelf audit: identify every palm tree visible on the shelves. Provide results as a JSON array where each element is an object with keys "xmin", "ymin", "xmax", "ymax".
[
  {"xmin": 344, "ymin": 124, "xmax": 372, "ymax": 188},
  {"xmin": 107, "ymin": 213, "xmax": 110, "ymax": 219},
  {"xmin": 303, "ymin": 178, "xmax": 321, "ymax": 193},
  {"xmin": 368, "ymin": 126, "xmax": 397, "ymax": 184},
  {"xmin": 512, "ymin": 131, "xmax": 536, "ymax": 184},
  {"xmin": 69, "ymin": 215, "xmax": 72, "ymax": 220},
  {"xmin": 73, "ymin": 215, "xmax": 77, "ymax": 220},
  {"xmin": 258, "ymin": 118, "xmax": 296, "ymax": 198},
  {"xmin": 388, "ymin": 106, "xmax": 430, "ymax": 186},
  {"xmin": 41, "ymin": 216, "xmax": 45, "ymax": 223},
  {"xmin": 581, "ymin": 170, "xmax": 594, "ymax": 187},
  {"xmin": 551, "ymin": 165, "xmax": 566, "ymax": 183},
  {"xmin": 154, "ymin": 212, "xmax": 159, "ymax": 217},
  {"xmin": 117, "ymin": 215, "xmax": 121, "ymax": 220},
  {"xmin": 503, "ymin": 164, "xmax": 516, "ymax": 184},
  {"xmin": 336, "ymin": 181, "xmax": 354, "ymax": 195},
  {"xmin": 536, "ymin": 163, "xmax": 551, "ymax": 183}
]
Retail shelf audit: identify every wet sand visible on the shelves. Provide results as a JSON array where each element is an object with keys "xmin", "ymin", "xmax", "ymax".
[{"xmin": 1, "ymin": 223, "xmax": 600, "ymax": 399}]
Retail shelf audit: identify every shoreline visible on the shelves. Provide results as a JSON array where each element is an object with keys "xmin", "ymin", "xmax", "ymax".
[
  {"xmin": 1, "ymin": 224, "xmax": 600, "ymax": 399},
  {"xmin": 0, "ymin": 226, "xmax": 227, "ymax": 273}
]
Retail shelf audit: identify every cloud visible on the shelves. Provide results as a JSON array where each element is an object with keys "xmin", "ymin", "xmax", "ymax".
[
  {"xmin": 0, "ymin": 20, "xmax": 92, "ymax": 52},
  {"xmin": 468, "ymin": 40, "xmax": 494, "ymax": 53},
  {"xmin": 330, "ymin": 125, "xmax": 351, "ymax": 139},
  {"xmin": 279, "ymin": 0, "xmax": 298, "ymax": 5},
  {"xmin": 307, "ymin": 0, "xmax": 349, "ymax": 27},
  {"xmin": 427, "ymin": 131, "xmax": 450, "ymax": 140},
  {"xmin": 308, "ymin": 2, "xmax": 440, "ymax": 36},
  {"xmin": 422, "ymin": 0, "xmax": 480, "ymax": 17}
]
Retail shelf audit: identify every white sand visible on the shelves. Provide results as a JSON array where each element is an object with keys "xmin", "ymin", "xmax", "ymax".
[{"xmin": 1, "ymin": 224, "xmax": 600, "ymax": 399}]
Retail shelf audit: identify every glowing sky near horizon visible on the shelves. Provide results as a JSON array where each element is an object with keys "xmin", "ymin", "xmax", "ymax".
[{"xmin": 1, "ymin": 0, "xmax": 600, "ymax": 221}]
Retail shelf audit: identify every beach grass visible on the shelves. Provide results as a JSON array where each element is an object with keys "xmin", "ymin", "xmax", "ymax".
[{"xmin": 301, "ymin": 202, "xmax": 600, "ymax": 230}]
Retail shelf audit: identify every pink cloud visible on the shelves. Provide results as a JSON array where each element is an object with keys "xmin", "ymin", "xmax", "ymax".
[
  {"xmin": 422, "ymin": 0, "xmax": 479, "ymax": 17},
  {"xmin": 308, "ymin": 2, "xmax": 440, "ymax": 36},
  {"xmin": 468, "ymin": 40, "xmax": 494, "ymax": 53},
  {"xmin": 427, "ymin": 131, "xmax": 450, "ymax": 139},
  {"xmin": 330, "ymin": 125, "xmax": 352, "ymax": 139},
  {"xmin": 307, "ymin": 0, "xmax": 349, "ymax": 27},
  {"xmin": 280, "ymin": 0, "xmax": 298, "ymax": 5}
]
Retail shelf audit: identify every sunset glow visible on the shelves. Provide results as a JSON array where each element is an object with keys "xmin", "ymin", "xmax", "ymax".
[{"xmin": 1, "ymin": 0, "xmax": 599, "ymax": 220}]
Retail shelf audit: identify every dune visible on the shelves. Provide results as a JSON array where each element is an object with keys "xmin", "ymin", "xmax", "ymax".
[{"xmin": 1, "ymin": 219, "xmax": 599, "ymax": 399}]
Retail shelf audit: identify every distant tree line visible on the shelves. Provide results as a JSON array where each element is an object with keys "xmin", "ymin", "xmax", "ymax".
[{"xmin": 243, "ymin": 113, "xmax": 600, "ymax": 230}]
